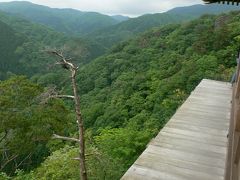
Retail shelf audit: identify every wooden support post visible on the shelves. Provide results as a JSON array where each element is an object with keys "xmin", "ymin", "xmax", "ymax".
[
  {"xmin": 237, "ymin": 59, "xmax": 240, "ymax": 81},
  {"xmin": 234, "ymin": 102, "xmax": 240, "ymax": 132},
  {"xmin": 226, "ymin": 52, "xmax": 240, "ymax": 180},
  {"xmin": 225, "ymin": 84, "xmax": 235, "ymax": 180},
  {"xmin": 234, "ymin": 133, "xmax": 240, "ymax": 164},
  {"xmin": 232, "ymin": 132, "xmax": 240, "ymax": 180},
  {"xmin": 235, "ymin": 82, "xmax": 240, "ymax": 99},
  {"xmin": 235, "ymin": 57, "xmax": 240, "ymax": 131}
]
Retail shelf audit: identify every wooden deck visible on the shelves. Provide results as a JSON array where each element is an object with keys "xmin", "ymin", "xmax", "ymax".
[{"xmin": 121, "ymin": 79, "xmax": 232, "ymax": 180}]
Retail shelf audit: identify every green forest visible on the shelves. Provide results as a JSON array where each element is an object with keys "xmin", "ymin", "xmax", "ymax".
[{"xmin": 0, "ymin": 1, "xmax": 240, "ymax": 180}]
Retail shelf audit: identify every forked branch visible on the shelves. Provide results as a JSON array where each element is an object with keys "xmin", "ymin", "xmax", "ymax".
[
  {"xmin": 50, "ymin": 95, "xmax": 75, "ymax": 100},
  {"xmin": 47, "ymin": 49, "xmax": 87, "ymax": 180},
  {"xmin": 53, "ymin": 134, "xmax": 80, "ymax": 142}
]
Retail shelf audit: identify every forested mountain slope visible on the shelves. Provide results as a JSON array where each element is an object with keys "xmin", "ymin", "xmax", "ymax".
[
  {"xmin": 85, "ymin": 4, "xmax": 239, "ymax": 49},
  {"xmin": 0, "ymin": 11, "xmax": 106, "ymax": 79},
  {"xmin": 0, "ymin": 20, "xmax": 25, "ymax": 79},
  {"xmin": 1, "ymin": 2, "xmax": 238, "ymax": 57},
  {"xmin": 76, "ymin": 11, "xmax": 239, "ymax": 132},
  {"xmin": 76, "ymin": 10, "xmax": 239, "ymax": 177},
  {"xmin": 167, "ymin": 3, "xmax": 239, "ymax": 15},
  {"xmin": 1, "ymin": 9, "xmax": 240, "ymax": 180},
  {"xmin": 0, "ymin": 1, "xmax": 127, "ymax": 35},
  {"xmin": 13, "ymin": 10, "xmax": 238, "ymax": 180}
]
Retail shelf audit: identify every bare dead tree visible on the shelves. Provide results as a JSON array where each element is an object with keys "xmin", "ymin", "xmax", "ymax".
[
  {"xmin": 46, "ymin": 50, "xmax": 87, "ymax": 180},
  {"xmin": 0, "ymin": 130, "xmax": 8, "ymax": 143}
]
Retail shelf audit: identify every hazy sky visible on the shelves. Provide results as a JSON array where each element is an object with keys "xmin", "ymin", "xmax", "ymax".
[{"xmin": 0, "ymin": 0, "xmax": 204, "ymax": 16}]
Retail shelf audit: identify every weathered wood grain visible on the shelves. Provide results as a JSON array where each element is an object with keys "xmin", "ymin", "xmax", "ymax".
[{"xmin": 121, "ymin": 79, "xmax": 232, "ymax": 180}]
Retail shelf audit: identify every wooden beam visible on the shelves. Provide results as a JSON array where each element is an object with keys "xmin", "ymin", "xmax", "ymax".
[
  {"xmin": 234, "ymin": 101, "xmax": 240, "ymax": 132},
  {"xmin": 235, "ymin": 76, "xmax": 240, "ymax": 98},
  {"xmin": 225, "ymin": 84, "xmax": 235, "ymax": 180},
  {"xmin": 203, "ymin": 0, "xmax": 240, "ymax": 5},
  {"xmin": 234, "ymin": 133, "xmax": 240, "ymax": 165},
  {"xmin": 234, "ymin": 133, "xmax": 240, "ymax": 164}
]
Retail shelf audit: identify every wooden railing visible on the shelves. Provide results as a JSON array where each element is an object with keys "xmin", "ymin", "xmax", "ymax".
[{"xmin": 226, "ymin": 51, "xmax": 240, "ymax": 180}]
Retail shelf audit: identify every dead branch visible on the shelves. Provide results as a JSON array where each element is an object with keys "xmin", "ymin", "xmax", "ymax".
[
  {"xmin": 53, "ymin": 134, "xmax": 79, "ymax": 142},
  {"xmin": 48, "ymin": 49, "xmax": 87, "ymax": 180},
  {"xmin": 37, "ymin": 86, "xmax": 74, "ymax": 104},
  {"xmin": 50, "ymin": 95, "xmax": 75, "ymax": 100},
  {"xmin": 15, "ymin": 153, "xmax": 32, "ymax": 169},
  {"xmin": 47, "ymin": 50, "xmax": 78, "ymax": 70},
  {"xmin": 0, "ymin": 154, "xmax": 18, "ymax": 170},
  {"xmin": 0, "ymin": 130, "xmax": 8, "ymax": 143}
]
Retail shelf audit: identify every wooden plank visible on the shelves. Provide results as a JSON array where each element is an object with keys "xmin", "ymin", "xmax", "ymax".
[
  {"xmin": 170, "ymin": 119, "xmax": 228, "ymax": 130},
  {"xmin": 178, "ymin": 106, "xmax": 229, "ymax": 117},
  {"xmin": 183, "ymin": 101, "xmax": 231, "ymax": 111},
  {"xmin": 174, "ymin": 111, "xmax": 230, "ymax": 122},
  {"xmin": 199, "ymin": 79, "xmax": 231, "ymax": 87},
  {"xmin": 189, "ymin": 93, "xmax": 231, "ymax": 101},
  {"xmin": 192, "ymin": 89, "xmax": 231, "ymax": 96},
  {"xmin": 136, "ymin": 152, "xmax": 225, "ymax": 177},
  {"xmin": 185, "ymin": 97, "xmax": 231, "ymax": 108},
  {"xmin": 151, "ymin": 141, "xmax": 226, "ymax": 160},
  {"xmin": 194, "ymin": 84, "xmax": 232, "ymax": 90},
  {"xmin": 134, "ymin": 159, "xmax": 223, "ymax": 180},
  {"xmin": 194, "ymin": 82, "xmax": 231, "ymax": 90},
  {"xmin": 171, "ymin": 115, "xmax": 229, "ymax": 126},
  {"xmin": 145, "ymin": 145, "xmax": 226, "ymax": 169},
  {"xmin": 151, "ymin": 135, "xmax": 227, "ymax": 154},
  {"xmin": 165, "ymin": 120, "xmax": 228, "ymax": 137},
  {"xmin": 122, "ymin": 165, "xmax": 187, "ymax": 180},
  {"xmin": 172, "ymin": 112, "xmax": 229, "ymax": 123},
  {"xmin": 158, "ymin": 131, "xmax": 227, "ymax": 147},
  {"xmin": 121, "ymin": 79, "xmax": 232, "ymax": 180},
  {"xmin": 161, "ymin": 127, "xmax": 227, "ymax": 143},
  {"xmin": 165, "ymin": 122, "xmax": 228, "ymax": 137}
]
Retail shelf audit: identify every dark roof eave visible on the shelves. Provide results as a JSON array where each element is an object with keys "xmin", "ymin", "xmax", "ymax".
[{"xmin": 203, "ymin": 0, "xmax": 240, "ymax": 5}]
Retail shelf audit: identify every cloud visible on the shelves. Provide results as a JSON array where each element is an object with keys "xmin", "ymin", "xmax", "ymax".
[{"xmin": 0, "ymin": 0, "xmax": 203, "ymax": 16}]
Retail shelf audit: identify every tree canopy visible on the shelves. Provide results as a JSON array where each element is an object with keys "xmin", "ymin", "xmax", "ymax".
[{"xmin": 1, "ymin": 7, "xmax": 240, "ymax": 180}]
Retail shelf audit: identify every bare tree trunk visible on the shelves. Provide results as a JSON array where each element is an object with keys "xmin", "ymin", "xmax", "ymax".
[
  {"xmin": 47, "ymin": 50, "xmax": 88, "ymax": 180},
  {"xmin": 71, "ymin": 69, "xmax": 87, "ymax": 180}
]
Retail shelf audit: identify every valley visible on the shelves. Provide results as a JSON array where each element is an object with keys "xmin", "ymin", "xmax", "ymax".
[{"xmin": 0, "ymin": 1, "xmax": 239, "ymax": 179}]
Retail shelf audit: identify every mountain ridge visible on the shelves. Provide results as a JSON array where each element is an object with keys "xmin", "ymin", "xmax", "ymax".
[
  {"xmin": 0, "ymin": 10, "xmax": 108, "ymax": 79},
  {"xmin": 0, "ymin": 1, "xmax": 129, "ymax": 35},
  {"xmin": 84, "ymin": 3, "xmax": 239, "ymax": 50}
]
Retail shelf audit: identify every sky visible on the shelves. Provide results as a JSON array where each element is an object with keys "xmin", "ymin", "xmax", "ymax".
[{"xmin": 0, "ymin": 0, "xmax": 204, "ymax": 17}]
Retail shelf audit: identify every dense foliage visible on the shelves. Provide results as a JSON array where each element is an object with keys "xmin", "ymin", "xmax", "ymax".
[
  {"xmin": 1, "ymin": 4, "xmax": 240, "ymax": 180},
  {"xmin": 85, "ymin": 4, "xmax": 239, "ymax": 50},
  {"xmin": 0, "ymin": 1, "xmax": 237, "ymax": 52},
  {"xmin": 0, "ymin": 3, "xmax": 237, "ymax": 80},
  {"xmin": 77, "ymin": 12, "xmax": 239, "ymax": 132},
  {"xmin": 0, "ymin": 11, "xmax": 107, "ymax": 80},
  {"xmin": 0, "ymin": 20, "xmax": 25, "ymax": 79},
  {"xmin": 0, "ymin": 76, "xmax": 72, "ymax": 175},
  {"xmin": 12, "ymin": 11, "xmax": 237, "ymax": 180}
]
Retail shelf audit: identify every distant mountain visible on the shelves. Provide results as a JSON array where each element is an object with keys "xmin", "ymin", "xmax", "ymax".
[
  {"xmin": 111, "ymin": 15, "xmax": 129, "ymax": 22},
  {"xmin": 0, "ymin": 1, "xmax": 127, "ymax": 35},
  {"xmin": 85, "ymin": 4, "xmax": 240, "ymax": 50},
  {"xmin": 167, "ymin": 3, "xmax": 239, "ymax": 16},
  {"xmin": 0, "ymin": 1, "xmax": 239, "ymax": 73},
  {"xmin": 85, "ymin": 13, "xmax": 192, "ymax": 49},
  {"xmin": 0, "ymin": 11, "xmax": 107, "ymax": 79},
  {"xmin": 0, "ymin": 20, "xmax": 25, "ymax": 79}
]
